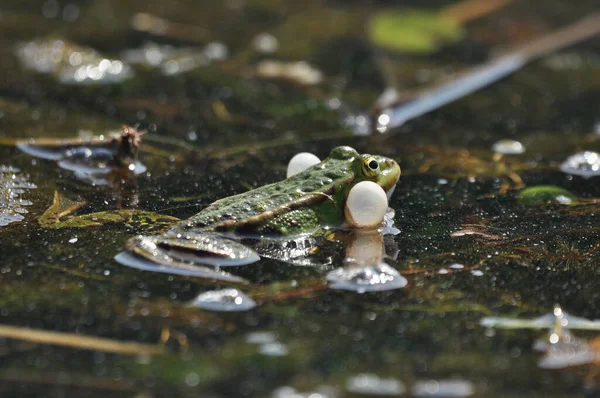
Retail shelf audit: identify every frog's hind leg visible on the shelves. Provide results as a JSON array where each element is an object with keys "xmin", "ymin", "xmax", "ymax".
[{"xmin": 114, "ymin": 234, "xmax": 259, "ymax": 282}]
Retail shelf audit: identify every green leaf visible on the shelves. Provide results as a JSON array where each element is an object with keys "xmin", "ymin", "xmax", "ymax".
[
  {"xmin": 518, "ymin": 185, "xmax": 578, "ymax": 206},
  {"xmin": 368, "ymin": 10, "xmax": 463, "ymax": 54}
]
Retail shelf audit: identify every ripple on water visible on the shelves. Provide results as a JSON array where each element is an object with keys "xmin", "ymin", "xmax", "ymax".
[
  {"xmin": 560, "ymin": 151, "xmax": 600, "ymax": 178},
  {"xmin": 346, "ymin": 373, "xmax": 406, "ymax": 396},
  {"xmin": 327, "ymin": 263, "xmax": 407, "ymax": 293},
  {"xmin": 0, "ymin": 166, "xmax": 36, "ymax": 227},
  {"xmin": 188, "ymin": 288, "xmax": 257, "ymax": 312}
]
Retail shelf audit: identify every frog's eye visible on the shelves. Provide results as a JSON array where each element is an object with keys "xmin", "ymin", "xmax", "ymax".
[{"xmin": 362, "ymin": 157, "xmax": 379, "ymax": 177}]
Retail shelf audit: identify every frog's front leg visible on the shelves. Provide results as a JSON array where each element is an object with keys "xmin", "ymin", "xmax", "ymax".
[{"xmin": 114, "ymin": 233, "xmax": 259, "ymax": 282}]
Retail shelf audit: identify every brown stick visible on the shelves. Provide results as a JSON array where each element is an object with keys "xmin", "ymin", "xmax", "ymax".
[{"xmin": 0, "ymin": 324, "xmax": 164, "ymax": 355}]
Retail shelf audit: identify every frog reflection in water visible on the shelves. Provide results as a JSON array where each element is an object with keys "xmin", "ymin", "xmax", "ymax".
[{"xmin": 115, "ymin": 146, "xmax": 401, "ymax": 272}]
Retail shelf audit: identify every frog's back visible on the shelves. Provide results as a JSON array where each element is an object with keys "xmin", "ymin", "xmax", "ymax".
[{"xmin": 173, "ymin": 147, "xmax": 358, "ymax": 234}]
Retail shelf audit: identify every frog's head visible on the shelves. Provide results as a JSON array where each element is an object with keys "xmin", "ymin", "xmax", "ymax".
[
  {"xmin": 328, "ymin": 146, "xmax": 401, "ymax": 200},
  {"xmin": 354, "ymin": 153, "xmax": 401, "ymax": 200}
]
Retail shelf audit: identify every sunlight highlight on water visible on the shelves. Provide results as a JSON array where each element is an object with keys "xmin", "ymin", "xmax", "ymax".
[{"xmin": 188, "ymin": 288, "xmax": 257, "ymax": 312}]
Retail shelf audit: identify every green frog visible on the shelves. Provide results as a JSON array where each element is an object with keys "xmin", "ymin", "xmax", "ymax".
[{"xmin": 116, "ymin": 146, "xmax": 400, "ymax": 272}]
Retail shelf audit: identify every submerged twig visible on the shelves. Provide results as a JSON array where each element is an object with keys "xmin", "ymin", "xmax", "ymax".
[
  {"xmin": 373, "ymin": 13, "xmax": 600, "ymax": 132},
  {"xmin": 0, "ymin": 324, "xmax": 164, "ymax": 355}
]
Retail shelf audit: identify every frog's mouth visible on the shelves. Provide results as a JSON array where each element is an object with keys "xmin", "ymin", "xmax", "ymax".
[{"xmin": 386, "ymin": 183, "xmax": 397, "ymax": 200}]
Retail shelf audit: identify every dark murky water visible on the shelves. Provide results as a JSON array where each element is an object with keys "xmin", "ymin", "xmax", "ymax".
[{"xmin": 0, "ymin": 0, "xmax": 599, "ymax": 397}]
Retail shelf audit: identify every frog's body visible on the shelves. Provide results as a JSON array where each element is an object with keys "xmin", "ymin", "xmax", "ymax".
[{"xmin": 118, "ymin": 146, "xmax": 400, "ymax": 270}]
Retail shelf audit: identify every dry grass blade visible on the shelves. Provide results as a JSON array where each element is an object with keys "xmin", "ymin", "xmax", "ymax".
[
  {"xmin": 440, "ymin": 0, "xmax": 516, "ymax": 24},
  {"xmin": 0, "ymin": 324, "xmax": 164, "ymax": 355}
]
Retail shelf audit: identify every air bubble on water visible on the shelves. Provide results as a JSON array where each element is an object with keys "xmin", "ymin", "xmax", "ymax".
[
  {"xmin": 492, "ymin": 139, "xmax": 525, "ymax": 155},
  {"xmin": 560, "ymin": 151, "xmax": 600, "ymax": 178},
  {"xmin": 346, "ymin": 373, "xmax": 406, "ymax": 396},
  {"xmin": 189, "ymin": 288, "xmax": 256, "ymax": 312},
  {"xmin": 327, "ymin": 263, "xmax": 407, "ymax": 293}
]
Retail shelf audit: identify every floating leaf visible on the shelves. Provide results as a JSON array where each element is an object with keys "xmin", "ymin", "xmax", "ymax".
[
  {"xmin": 368, "ymin": 10, "xmax": 463, "ymax": 54},
  {"xmin": 518, "ymin": 185, "xmax": 578, "ymax": 206}
]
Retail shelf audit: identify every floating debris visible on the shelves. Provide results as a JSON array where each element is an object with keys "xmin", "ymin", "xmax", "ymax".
[
  {"xmin": 492, "ymin": 139, "xmax": 526, "ymax": 155},
  {"xmin": 346, "ymin": 373, "xmax": 406, "ymax": 396},
  {"xmin": 518, "ymin": 185, "xmax": 578, "ymax": 205},
  {"xmin": 481, "ymin": 305, "xmax": 600, "ymax": 331},
  {"xmin": 16, "ymin": 38, "xmax": 133, "ymax": 85},
  {"xmin": 188, "ymin": 288, "xmax": 257, "ymax": 312},
  {"xmin": 327, "ymin": 263, "xmax": 407, "ymax": 293},
  {"xmin": 122, "ymin": 41, "xmax": 228, "ymax": 76},
  {"xmin": 560, "ymin": 151, "xmax": 600, "ymax": 178},
  {"xmin": 256, "ymin": 60, "xmax": 323, "ymax": 85},
  {"xmin": 412, "ymin": 380, "xmax": 475, "ymax": 397},
  {"xmin": 286, "ymin": 152, "xmax": 321, "ymax": 178},
  {"xmin": 0, "ymin": 166, "xmax": 36, "ymax": 227},
  {"xmin": 17, "ymin": 126, "xmax": 146, "ymax": 186}
]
